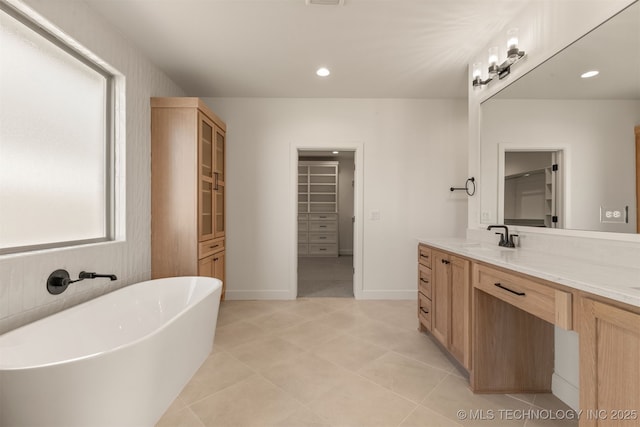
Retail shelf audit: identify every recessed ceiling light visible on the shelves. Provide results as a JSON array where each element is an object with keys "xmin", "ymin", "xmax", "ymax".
[
  {"xmin": 316, "ymin": 67, "xmax": 330, "ymax": 77},
  {"xmin": 332, "ymin": 151, "xmax": 339, "ymax": 154},
  {"xmin": 581, "ymin": 70, "xmax": 599, "ymax": 79}
]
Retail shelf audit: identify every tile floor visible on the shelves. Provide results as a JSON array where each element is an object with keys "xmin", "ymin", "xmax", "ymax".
[
  {"xmin": 157, "ymin": 299, "xmax": 577, "ymax": 427},
  {"xmin": 297, "ymin": 256, "xmax": 354, "ymax": 298}
]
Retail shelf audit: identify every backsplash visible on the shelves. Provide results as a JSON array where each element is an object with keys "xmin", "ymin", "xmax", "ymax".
[{"xmin": 467, "ymin": 227, "xmax": 640, "ymax": 270}]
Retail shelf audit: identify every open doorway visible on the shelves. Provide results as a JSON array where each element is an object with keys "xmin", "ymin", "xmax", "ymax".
[{"xmin": 297, "ymin": 150, "xmax": 355, "ymax": 298}]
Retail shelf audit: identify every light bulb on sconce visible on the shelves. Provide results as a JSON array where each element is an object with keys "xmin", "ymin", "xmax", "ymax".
[
  {"xmin": 471, "ymin": 28, "xmax": 526, "ymax": 88},
  {"xmin": 488, "ymin": 46, "xmax": 499, "ymax": 77},
  {"xmin": 472, "ymin": 62, "xmax": 484, "ymax": 88},
  {"xmin": 507, "ymin": 28, "xmax": 520, "ymax": 60}
]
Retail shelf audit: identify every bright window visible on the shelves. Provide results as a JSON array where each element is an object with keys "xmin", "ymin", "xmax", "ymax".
[{"xmin": 0, "ymin": 3, "xmax": 114, "ymax": 254}]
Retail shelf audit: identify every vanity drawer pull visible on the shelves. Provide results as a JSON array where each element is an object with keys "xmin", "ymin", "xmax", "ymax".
[
  {"xmin": 494, "ymin": 282, "xmax": 525, "ymax": 296},
  {"xmin": 420, "ymin": 278, "xmax": 429, "ymax": 284},
  {"xmin": 441, "ymin": 259, "xmax": 450, "ymax": 265},
  {"xmin": 420, "ymin": 307, "xmax": 429, "ymax": 315}
]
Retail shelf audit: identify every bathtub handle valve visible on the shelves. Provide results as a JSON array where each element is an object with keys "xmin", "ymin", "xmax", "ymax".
[{"xmin": 47, "ymin": 269, "xmax": 118, "ymax": 295}]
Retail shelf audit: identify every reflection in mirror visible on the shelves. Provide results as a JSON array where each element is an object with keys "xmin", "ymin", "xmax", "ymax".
[
  {"xmin": 480, "ymin": 1, "xmax": 640, "ymax": 234},
  {"xmin": 503, "ymin": 151, "xmax": 562, "ymax": 228}
]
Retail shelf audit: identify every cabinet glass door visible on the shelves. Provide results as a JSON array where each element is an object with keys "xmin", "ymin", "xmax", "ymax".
[
  {"xmin": 215, "ymin": 183, "xmax": 224, "ymax": 237},
  {"xmin": 199, "ymin": 114, "xmax": 215, "ymax": 241},
  {"xmin": 214, "ymin": 128, "xmax": 225, "ymax": 182}
]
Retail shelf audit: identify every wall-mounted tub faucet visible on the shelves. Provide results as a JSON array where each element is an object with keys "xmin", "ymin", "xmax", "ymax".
[
  {"xmin": 47, "ymin": 269, "xmax": 118, "ymax": 295},
  {"xmin": 487, "ymin": 225, "xmax": 518, "ymax": 248}
]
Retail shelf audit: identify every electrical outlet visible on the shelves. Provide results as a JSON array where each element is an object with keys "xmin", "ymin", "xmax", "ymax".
[
  {"xmin": 481, "ymin": 211, "xmax": 492, "ymax": 221},
  {"xmin": 600, "ymin": 206, "xmax": 628, "ymax": 224},
  {"xmin": 369, "ymin": 210, "xmax": 380, "ymax": 221}
]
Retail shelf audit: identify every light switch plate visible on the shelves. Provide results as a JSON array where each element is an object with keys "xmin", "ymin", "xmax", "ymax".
[{"xmin": 599, "ymin": 206, "xmax": 628, "ymax": 223}]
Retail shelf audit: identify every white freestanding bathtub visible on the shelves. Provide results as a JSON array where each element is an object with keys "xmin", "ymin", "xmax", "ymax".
[{"xmin": 0, "ymin": 276, "xmax": 221, "ymax": 427}]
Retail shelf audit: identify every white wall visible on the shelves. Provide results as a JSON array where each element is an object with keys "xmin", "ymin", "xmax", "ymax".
[
  {"xmin": 466, "ymin": 0, "xmax": 638, "ymax": 411},
  {"xmin": 203, "ymin": 98, "xmax": 468, "ymax": 300},
  {"xmin": 481, "ymin": 99, "xmax": 640, "ymax": 233},
  {"xmin": 0, "ymin": 0, "xmax": 185, "ymax": 333}
]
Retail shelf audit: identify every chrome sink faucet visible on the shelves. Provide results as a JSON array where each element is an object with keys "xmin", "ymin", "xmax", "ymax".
[{"xmin": 487, "ymin": 225, "xmax": 518, "ymax": 248}]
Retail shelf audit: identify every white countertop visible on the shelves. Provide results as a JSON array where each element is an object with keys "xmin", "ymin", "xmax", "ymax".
[{"xmin": 417, "ymin": 237, "xmax": 640, "ymax": 308}]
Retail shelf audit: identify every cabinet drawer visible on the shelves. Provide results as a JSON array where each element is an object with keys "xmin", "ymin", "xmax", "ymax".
[
  {"xmin": 309, "ymin": 243, "xmax": 338, "ymax": 256},
  {"xmin": 309, "ymin": 233, "xmax": 337, "ymax": 244},
  {"xmin": 298, "ymin": 221, "xmax": 308, "ymax": 232},
  {"xmin": 309, "ymin": 213, "xmax": 338, "ymax": 221},
  {"xmin": 418, "ymin": 264, "xmax": 432, "ymax": 298},
  {"xmin": 473, "ymin": 264, "xmax": 572, "ymax": 329},
  {"xmin": 418, "ymin": 245, "xmax": 432, "ymax": 268},
  {"xmin": 199, "ymin": 238, "xmax": 224, "ymax": 259},
  {"xmin": 298, "ymin": 233, "xmax": 308, "ymax": 243},
  {"xmin": 418, "ymin": 292, "xmax": 432, "ymax": 331},
  {"xmin": 298, "ymin": 214, "xmax": 309, "ymax": 221},
  {"xmin": 309, "ymin": 222, "xmax": 337, "ymax": 232},
  {"xmin": 298, "ymin": 244, "xmax": 308, "ymax": 255}
]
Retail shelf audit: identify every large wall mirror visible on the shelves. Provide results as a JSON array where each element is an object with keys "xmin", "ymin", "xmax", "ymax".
[{"xmin": 480, "ymin": 1, "xmax": 640, "ymax": 234}]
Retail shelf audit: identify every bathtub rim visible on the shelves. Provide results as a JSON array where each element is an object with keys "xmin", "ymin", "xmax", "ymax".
[{"xmin": 0, "ymin": 276, "xmax": 222, "ymax": 371}]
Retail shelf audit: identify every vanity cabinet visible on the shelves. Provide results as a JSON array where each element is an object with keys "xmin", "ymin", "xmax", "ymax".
[
  {"xmin": 151, "ymin": 97, "xmax": 226, "ymax": 299},
  {"xmin": 580, "ymin": 297, "xmax": 640, "ymax": 427},
  {"xmin": 418, "ymin": 245, "xmax": 471, "ymax": 371}
]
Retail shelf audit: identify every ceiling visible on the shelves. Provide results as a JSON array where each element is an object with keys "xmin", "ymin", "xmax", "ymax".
[{"xmin": 84, "ymin": 0, "xmax": 530, "ymax": 98}]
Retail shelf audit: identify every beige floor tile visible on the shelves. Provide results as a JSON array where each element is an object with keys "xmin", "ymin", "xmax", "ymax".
[
  {"xmin": 307, "ymin": 372, "xmax": 417, "ymax": 427},
  {"xmin": 220, "ymin": 300, "xmax": 286, "ymax": 319},
  {"xmin": 262, "ymin": 352, "xmax": 353, "ymax": 404},
  {"xmin": 358, "ymin": 351, "xmax": 449, "ymax": 403},
  {"xmin": 310, "ymin": 333, "xmax": 388, "ymax": 372},
  {"xmin": 382, "ymin": 309, "xmax": 424, "ymax": 332},
  {"xmin": 275, "ymin": 319, "xmax": 343, "ymax": 348},
  {"xmin": 280, "ymin": 299, "xmax": 337, "ymax": 319},
  {"xmin": 267, "ymin": 406, "xmax": 332, "ymax": 427},
  {"xmin": 313, "ymin": 309, "xmax": 375, "ymax": 333},
  {"xmin": 216, "ymin": 306, "xmax": 245, "ymax": 327},
  {"xmin": 155, "ymin": 406, "xmax": 205, "ymax": 427},
  {"xmin": 190, "ymin": 375, "xmax": 303, "ymax": 427},
  {"xmin": 228, "ymin": 336, "xmax": 307, "ymax": 372},
  {"xmin": 178, "ymin": 351, "xmax": 255, "ymax": 405},
  {"xmin": 347, "ymin": 318, "xmax": 417, "ymax": 349},
  {"xmin": 307, "ymin": 297, "xmax": 359, "ymax": 312},
  {"xmin": 532, "ymin": 393, "xmax": 574, "ymax": 411},
  {"xmin": 392, "ymin": 333, "xmax": 455, "ymax": 373},
  {"xmin": 213, "ymin": 320, "xmax": 268, "ymax": 350},
  {"xmin": 248, "ymin": 309, "xmax": 308, "ymax": 333},
  {"xmin": 399, "ymin": 405, "xmax": 463, "ymax": 427},
  {"xmin": 421, "ymin": 375, "xmax": 531, "ymax": 426}
]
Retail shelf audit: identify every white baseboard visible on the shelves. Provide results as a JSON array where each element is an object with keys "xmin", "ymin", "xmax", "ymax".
[
  {"xmin": 225, "ymin": 290, "xmax": 294, "ymax": 300},
  {"xmin": 552, "ymin": 372, "xmax": 579, "ymax": 411}
]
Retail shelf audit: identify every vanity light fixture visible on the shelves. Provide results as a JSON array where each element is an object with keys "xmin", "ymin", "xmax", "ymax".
[
  {"xmin": 581, "ymin": 70, "xmax": 600, "ymax": 78},
  {"xmin": 332, "ymin": 151, "xmax": 339, "ymax": 154},
  {"xmin": 316, "ymin": 67, "xmax": 331, "ymax": 77},
  {"xmin": 472, "ymin": 28, "xmax": 526, "ymax": 88}
]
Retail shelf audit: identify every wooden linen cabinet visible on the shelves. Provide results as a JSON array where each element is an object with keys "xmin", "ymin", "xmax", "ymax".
[{"xmin": 151, "ymin": 97, "xmax": 226, "ymax": 299}]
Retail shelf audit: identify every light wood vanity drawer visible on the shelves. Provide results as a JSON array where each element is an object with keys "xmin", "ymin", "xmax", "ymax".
[
  {"xmin": 418, "ymin": 264, "xmax": 432, "ymax": 298},
  {"xmin": 309, "ymin": 222, "xmax": 337, "ymax": 232},
  {"xmin": 418, "ymin": 292, "xmax": 432, "ymax": 331},
  {"xmin": 473, "ymin": 264, "xmax": 572, "ymax": 329},
  {"xmin": 199, "ymin": 238, "xmax": 224, "ymax": 259},
  {"xmin": 309, "ymin": 213, "xmax": 337, "ymax": 221},
  {"xmin": 418, "ymin": 245, "xmax": 432, "ymax": 268}
]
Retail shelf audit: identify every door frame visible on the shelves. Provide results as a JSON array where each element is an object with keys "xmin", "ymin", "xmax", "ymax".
[{"xmin": 289, "ymin": 141, "xmax": 364, "ymax": 299}]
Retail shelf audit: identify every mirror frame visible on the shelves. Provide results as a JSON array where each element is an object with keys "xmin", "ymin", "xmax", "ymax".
[{"xmin": 472, "ymin": 0, "xmax": 640, "ymax": 242}]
